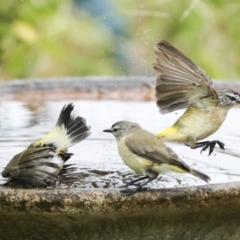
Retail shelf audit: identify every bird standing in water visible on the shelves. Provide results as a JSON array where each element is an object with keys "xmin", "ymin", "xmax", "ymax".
[
  {"xmin": 2, "ymin": 103, "xmax": 91, "ymax": 188},
  {"xmin": 104, "ymin": 121, "xmax": 210, "ymax": 195},
  {"xmin": 154, "ymin": 40, "xmax": 240, "ymax": 155}
]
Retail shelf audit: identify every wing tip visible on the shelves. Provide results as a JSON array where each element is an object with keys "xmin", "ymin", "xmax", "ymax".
[
  {"xmin": 155, "ymin": 40, "xmax": 172, "ymax": 51},
  {"xmin": 155, "ymin": 101, "xmax": 170, "ymax": 114}
]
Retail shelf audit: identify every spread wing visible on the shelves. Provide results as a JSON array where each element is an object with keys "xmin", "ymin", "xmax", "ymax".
[
  {"xmin": 3, "ymin": 146, "xmax": 56, "ymax": 171},
  {"xmin": 125, "ymin": 130, "xmax": 190, "ymax": 172},
  {"xmin": 3, "ymin": 169, "xmax": 58, "ymax": 188},
  {"xmin": 2, "ymin": 146, "xmax": 60, "ymax": 187},
  {"xmin": 153, "ymin": 40, "xmax": 218, "ymax": 113}
]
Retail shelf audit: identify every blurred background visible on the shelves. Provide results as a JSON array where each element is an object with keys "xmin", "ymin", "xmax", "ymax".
[{"xmin": 1, "ymin": 0, "xmax": 240, "ymax": 81}]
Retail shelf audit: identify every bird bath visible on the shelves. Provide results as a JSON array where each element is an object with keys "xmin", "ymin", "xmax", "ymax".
[{"xmin": 0, "ymin": 77, "xmax": 240, "ymax": 239}]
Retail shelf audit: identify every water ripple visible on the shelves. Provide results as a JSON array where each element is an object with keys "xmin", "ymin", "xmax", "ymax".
[{"xmin": 0, "ymin": 100, "xmax": 240, "ymax": 188}]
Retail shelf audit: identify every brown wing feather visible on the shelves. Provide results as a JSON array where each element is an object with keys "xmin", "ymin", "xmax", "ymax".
[
  {"xmin": 2, "ymin": 146, "xmax": 60, "ymax": 188},
  {"xmin": 2, "ymin": 147, "xmax": 56, "ymax": 177},
  {"xmin": 3, "ymin": 169, "xmax": 57, "ymax": 188},
  {"xmin": 3, "ymin": 146, "xmax": 54, "ymax": 170},
  {"xmin": 125, "ymin": 130, "xmax": 191, "ymax": 172},
  {"xmin": 153, "ymin": 40, "xmax": 218, "ymax": 113}
]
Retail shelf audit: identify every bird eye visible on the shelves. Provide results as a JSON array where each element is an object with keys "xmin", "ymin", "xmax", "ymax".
[{"xmin": 113, "ymin": 128, "xmax": 117, "ymax": 132}]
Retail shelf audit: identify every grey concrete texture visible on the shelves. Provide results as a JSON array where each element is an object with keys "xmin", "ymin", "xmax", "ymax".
[
  {"xmin": 0, "ymin": 76, "xmax": 240, "ymax": 91},
  {"xmin": 0, "ymin": 182, "xmax": 240, "ymax": 239},
  {"xmin": 0, "ymin": 76, "xmax": 155, "ymax": 93}
]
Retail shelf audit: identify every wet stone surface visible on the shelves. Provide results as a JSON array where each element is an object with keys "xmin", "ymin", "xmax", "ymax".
[
  {"xmin": 0, "ymin": 100, "xmax": 240, "ymax": 189},
  {"xmin": 0, "ymin": 183, "xmax": 240, "ymax": 239}
]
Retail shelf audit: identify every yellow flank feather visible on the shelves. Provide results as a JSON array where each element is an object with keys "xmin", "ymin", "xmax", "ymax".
[
  {"xmin": 152, "ymin": 163, "xmax": 188, "ymax": 174},
  {"xmin": 156, "ymin": 104, "xmax": 230, "ymax": 145},
  {"xmin": 169, "ymin": 165, "xmax": 187, "ymax": 173},
  {"xmin": 156, "ymin": 126, "xmax": 186, "ymax": 142},
  {"xmin": 156, "ymin": 126, "xmax": 177, "ymax": 137}
]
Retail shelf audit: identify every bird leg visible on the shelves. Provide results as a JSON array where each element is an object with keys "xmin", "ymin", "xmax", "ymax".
[
  {"xmin": 191, "ymin": 140, "xmax": 225, "ymax": 156},
  {"xmin": 120, "ymin": 178, "xmax": 155, "ymax": 195},
  {"xmin": 119, "ymin": 176, "xmax": 149, "ymax": 188}
]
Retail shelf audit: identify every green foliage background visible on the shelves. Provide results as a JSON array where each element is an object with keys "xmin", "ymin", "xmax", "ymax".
[{"xmin": 1, "ymin": 0, "xmax": 240, "ymax": 80}]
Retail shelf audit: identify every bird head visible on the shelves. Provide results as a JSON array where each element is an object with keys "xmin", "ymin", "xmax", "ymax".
[
  {"xmin": 218, "ymin": 89, "xmax": 240, "ymax": 107},
  {"xmin": 103, "ymin": 121, "xmax": 141, "ymax": 140}
]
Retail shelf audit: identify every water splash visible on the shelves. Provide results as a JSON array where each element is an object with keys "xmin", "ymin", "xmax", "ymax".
[{"xmin": 0, "ymin": 100, "xmax": 240, "ymax": 188}]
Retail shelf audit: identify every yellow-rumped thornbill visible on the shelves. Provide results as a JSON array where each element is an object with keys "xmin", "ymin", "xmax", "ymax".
[
  {"xmin": 153, "ymin": 40, "xmax": 240, "ymax": 155},
  {"xmin": 2, "ymin": 103, "xmax": 91, "ymax": 188},
  {"xmin": 104, "ymin": 120, "xmax": 210, "ymax": 195}
]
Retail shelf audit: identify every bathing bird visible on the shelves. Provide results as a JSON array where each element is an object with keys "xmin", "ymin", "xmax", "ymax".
[{"xmin": 2, "ymin": 103, "xmax": 91, "ymax": 188}]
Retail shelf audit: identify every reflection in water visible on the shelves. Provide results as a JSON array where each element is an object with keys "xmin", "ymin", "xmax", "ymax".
[{"xmin": 0, "ymin": 100, "xmax": 240, "ymax": 188}]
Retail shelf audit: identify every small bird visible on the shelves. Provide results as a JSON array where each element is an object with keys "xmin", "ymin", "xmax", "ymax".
[
  {"xmin": 154, "ymin": 40, "xmax": 240, "ymax": 155},
  {"xmin": 103, "ymin": 121, "xmax": 210, "ymax": 195},
  {"xmin": 2, "ymin": 103, "xmax": 91, "ymax": 188}
]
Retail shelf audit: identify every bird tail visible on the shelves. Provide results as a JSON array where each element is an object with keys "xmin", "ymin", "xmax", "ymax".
[
  {"xmin": 191, "ymin": 168, "xmax": 211, "ymax": 183},
  {"xmin": 33, "ymin": 103, "xmax": 91, "ymax": 153}
]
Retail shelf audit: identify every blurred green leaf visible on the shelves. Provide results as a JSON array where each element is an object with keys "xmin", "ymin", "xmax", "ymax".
[{"xmin": 1, "ymin": 0, "xmax": 240, "ymax": 80}]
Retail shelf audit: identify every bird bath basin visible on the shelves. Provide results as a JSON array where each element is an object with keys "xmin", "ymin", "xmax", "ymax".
[{"xmin": 0, "ymin": 77, "xmax": 240, "ymax": 239}]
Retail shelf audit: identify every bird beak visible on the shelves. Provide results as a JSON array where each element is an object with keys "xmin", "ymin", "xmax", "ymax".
[{"xmin": 103, "ymin": 129, "xmax": 112, "ymax": 133}]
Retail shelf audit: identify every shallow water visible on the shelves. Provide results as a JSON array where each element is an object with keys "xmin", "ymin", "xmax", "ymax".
[{"xmin": 0, "ymin": 100, "xmax": 240, "ymax": 189}]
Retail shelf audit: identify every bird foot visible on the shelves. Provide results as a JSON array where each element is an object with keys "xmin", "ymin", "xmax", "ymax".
[{"xmin": 192, "ymin": 140, "xmax": 225, "ymax": 156}]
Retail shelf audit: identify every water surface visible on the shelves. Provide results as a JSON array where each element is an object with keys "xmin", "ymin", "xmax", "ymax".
[{"xmin": 0, "ymin": 100, "xmax": 239, "ymax": 189}]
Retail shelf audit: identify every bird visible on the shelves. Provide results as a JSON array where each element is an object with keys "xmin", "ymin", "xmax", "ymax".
[
  {"xmin": 153, "ymin": 40, "xmax": 240, "ymax": 155},
  {"xmin": 103, "ymin": 120, "xmax": 210, "ymax": 195},
  {"xmin": 2, "ymin": 103, "xmax": 91, "ymax": 188}
]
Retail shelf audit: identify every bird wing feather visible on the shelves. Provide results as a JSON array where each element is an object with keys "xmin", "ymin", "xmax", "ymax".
[
  {"xmin": 125, "ymin": 130, "xmax": 190, "ymax": 172},
  {"xmin": 32, "ymin": 104, "xmax": 91, "ymax": 153},
  {"xmin": 5, "ymin": 169, "xmax": 57, "ymax": 187},
  {"xmin": 153, "ymin": 40, "xmax": 218, "ymax": 113},
  {"xmin": 3, "ymin": 146, "xmax": 55, "ymax": 174}
]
